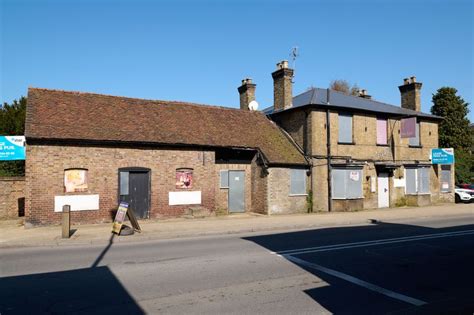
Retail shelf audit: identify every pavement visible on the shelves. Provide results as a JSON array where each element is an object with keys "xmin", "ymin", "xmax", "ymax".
[{"xmin": 0, "ymin": 203, "xmax": 472, "ymax": 248}]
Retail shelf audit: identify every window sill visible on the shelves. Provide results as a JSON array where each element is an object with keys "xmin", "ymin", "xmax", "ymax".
[
  {"xmin": 405, "ymin": 193, "xmax": 431, "ymax": 196},
  {"xmin": 338, "ymin": 142, "xmax": 356, "ymax": 145},
  {"xmin": 332, "ymin": 197, "xmax": 364, "ymax": 200},
  {"xmin": 408, "ymin": 145, "xmax": 423, "ymax": 149},
  {"xmin": 289, "ymin": 193, "xmax": 308, "ymax": 197},
  {"xmin": 376, "ymin": 144, "xmax": 389, "ymax": 147}
]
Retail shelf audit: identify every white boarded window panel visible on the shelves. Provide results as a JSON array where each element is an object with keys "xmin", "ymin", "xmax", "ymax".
[
  {"xmin": 409, "ymin": 122, "xmax": 420, "ymax": 146},
  {"xmin": 418, "ymin": 167, "xmax": 430, "ymax": 194},
  {"xmin": 54, "ymin": 195, "xmax": 100, "ymax": 212},
  {"xmin": 169, "ymin": 191, "xmax": 201, "ymax": 205},
  {"xmin": 338, "ymin": 114, "xmax": 353, "ymax": 143},
  {"xmin": 405, "ymin": 168, "xmax": 417, "ymax": 194},
  {"xmin": 220, "ymin": 170, "xmax": 229, "ymax": 188},
  {"xmin": 332, "ymin": 168, "xmax": 347, "ymax": 199},
  {"xmin": 347, "ymin": 169, "xmax": 363, "ymax": 199},
  {"xmin": 440, "ymin": 165, "xmax": 451, "ymax": 192},
  {"xmin": 290, "ymin": 169, "xmax": 307, "ymax": 195}
]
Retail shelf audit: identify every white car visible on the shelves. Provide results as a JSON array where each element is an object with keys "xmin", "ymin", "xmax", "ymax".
[{"xmin": 455, "ymin": 187, "xmax": 474, "ymax": 203}]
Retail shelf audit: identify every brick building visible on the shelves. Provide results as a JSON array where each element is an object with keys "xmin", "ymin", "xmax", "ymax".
[
  {"xmin": 23, "ymin": 61, "xmax": 454, "ymax": 226},
  {"xmin": 263, "ymin": 61, "xmax": 454, "ymax": 211},
  {"xmin": 24, "ymin": 88, "xmax": 309, "ymax": 226}
]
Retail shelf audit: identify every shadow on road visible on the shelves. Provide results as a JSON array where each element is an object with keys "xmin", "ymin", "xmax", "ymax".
[
  {"xmin": 0, "ymin": 232, "xmax": 145, "ymax": 315},
  {"xmin": 244, "ymin": 221, "xmax": 474, "ymax": 314}
]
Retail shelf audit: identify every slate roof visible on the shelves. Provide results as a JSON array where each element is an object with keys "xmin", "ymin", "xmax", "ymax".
[
  {"xmin": 26, "ymin": 88, "xmax": 306, "ymax": 165},
  {"xmin": 263, "ymin": 88, "xmax": 443, "ymax": 120}
]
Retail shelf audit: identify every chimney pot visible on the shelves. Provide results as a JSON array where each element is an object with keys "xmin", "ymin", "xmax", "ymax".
[
  {"xmin": 403, "ymin": 78, "xmax": 410, "ymax": 85},
  {"xmin": 410, "ymin": 76, "xmax": 416, "ymax": 83}
]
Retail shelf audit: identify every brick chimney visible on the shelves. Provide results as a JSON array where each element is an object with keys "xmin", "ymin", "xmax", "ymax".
[
  {"xmin": 272, "ymin": 60, "xmax": 294, "ymax": 111},
  {"xmin": 398, "ymin": 76, "xmax": 422, "ymax": 111},
  {"xmin": 238, "ymin": 78, "xmax": 256, "ymax": 110}
]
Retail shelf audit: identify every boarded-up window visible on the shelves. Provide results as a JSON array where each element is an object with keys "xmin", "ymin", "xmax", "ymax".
[
  {"xmin": 332, "ymin": 167, "xmax": 363, "ymax": 199},
  {"xmin": 409, "ymin": 122, "xmax": 420, "ymax": 146},
  {"xmin": 405, "ymin": 166, "xmax": 430, "ymax": 194},
  {"xmin": 338, "ymin": 113, "xmax": 353, "ymax": 143},
  {"xmin": 220, "ymin": 170, "xmax": 229, "ymax": 188},
  {"xmin": 440, "ymin": 165, "xmax": 451, "ymax": 192},
  {"xmin": 64, "ymin": 169, "xmax": 88, "ymax": 192},
  {"xmin": 290, "ymin": 169, "xmax": 307, "ymax": 195},
  {"xmin": 376, "ymin": 118, "xmax": 387, "ymax": 145}
]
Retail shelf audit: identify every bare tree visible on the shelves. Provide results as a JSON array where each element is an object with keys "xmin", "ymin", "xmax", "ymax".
[{"xmin": 330, "ymin": 80, "xmax": 359, "ymax": 96}]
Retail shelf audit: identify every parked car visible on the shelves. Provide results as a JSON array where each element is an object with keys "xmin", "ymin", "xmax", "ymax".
[
  {"xmin": 455, "ymin": 186, "xmax": 474, "ymax": 203},
  {"xmin": 458, "ymin": 183, "xmax": 474, "ymax": 190}
]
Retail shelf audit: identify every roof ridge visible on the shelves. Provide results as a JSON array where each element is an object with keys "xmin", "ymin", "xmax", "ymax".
[{"xmin": 28, "ymin": 87, "xmax": 265, "ymax": 115}]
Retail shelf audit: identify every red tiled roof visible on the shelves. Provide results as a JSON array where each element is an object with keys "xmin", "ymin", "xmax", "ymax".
[{"xmin": 25, "ymin": 88, "xmax": 306, "ymax": 165}]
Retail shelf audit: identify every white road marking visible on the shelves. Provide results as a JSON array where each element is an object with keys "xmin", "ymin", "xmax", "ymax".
[
  {"xmin": 273, "ymin": 229, "xmax": 474, "ymax": 256},
  {"xmin": 284, "ymin": 254, "xmax": 428, "ymax": 306}
]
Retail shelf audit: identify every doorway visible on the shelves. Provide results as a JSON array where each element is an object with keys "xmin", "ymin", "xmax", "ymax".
[
  {"xmin": 119, "ymin": 168, "xmax": 151, "ymax": 219},
  {"xmin": 377, "ymin": 173, "xmax": 390, "ymax": 208},
  {"xmin": 228, "ymin": 170, "xmax": 245, "ymax": 213}
]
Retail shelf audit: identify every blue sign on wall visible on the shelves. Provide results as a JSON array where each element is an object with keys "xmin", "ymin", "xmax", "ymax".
[
  {"xmin": 0, "ymin": 136, "xmax": 26, "ymax": 161},
  {"xmin": 431, "ymin": 148, "xmax": 454, "ymax": 164}
]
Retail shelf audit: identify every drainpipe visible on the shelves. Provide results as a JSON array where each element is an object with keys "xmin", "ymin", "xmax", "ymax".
[{"xmin": 326, "ymin": 89, "xmax": 332, "ymax": 212}]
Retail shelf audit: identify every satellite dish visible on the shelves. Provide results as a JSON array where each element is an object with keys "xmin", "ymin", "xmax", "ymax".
[{"xmin": 248, "ymin": 100, "xmax": 259, "ymax": 111}]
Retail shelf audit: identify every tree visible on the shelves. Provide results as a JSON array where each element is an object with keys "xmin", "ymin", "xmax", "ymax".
[
  {"xmin": 431, "ymin": 87, "xmax": 473, "ymax": 183},
  {"xmin": 329, "ymin": 80, "xmax": 359, "ymax": 96},
  {"xmin": 0, "ymin": 97, "xmax": 27, "ymax": 176},
  {"xmin": 431, "ymin": 87, "xmax": 472, "ymax": 149}
]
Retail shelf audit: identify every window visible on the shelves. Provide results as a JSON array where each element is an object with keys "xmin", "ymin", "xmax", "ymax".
[
  {"xmin": 220, "ymin": 170, "xmax": 229, "ymax": 188},
  {"xmin": 409, "ymin": 121, "xmax": 420, "ymax": 146},
  {"xmin": 376, "ymin": 118, "xmax": 388, "ymax": 145},
  {"xmin": 331, "ymin": 167, "xmax": 363, "ymax": 199},
  {"xmin": 405, "ymin": 166, "xmax": 430, "ymax": 194},
  {"xmin": 290, "ymin": 169, "xmax": 307, "ymax": 195},
  {"xmin": 176, "ymin": 168, "xmax": 193, "ymax": 189},
  {"xmin": 119, "ymin": 171, "xmax": 129, "ymax": 195},
  {"xmin": 64, "ymin": 169, "xmax": 88, "ymax": 192},
  {"xmin": 338, "ymin": 113, "xmax": 353, "ymax": 143},
  {"xmin": 440, "ymin": 165, "xmax": 451, "ymax": 193}
]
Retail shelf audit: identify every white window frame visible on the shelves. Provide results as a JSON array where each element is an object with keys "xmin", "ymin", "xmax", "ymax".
[{"xmin": 289, "ymin": 169, "xmax": 307, "ymax": 196}]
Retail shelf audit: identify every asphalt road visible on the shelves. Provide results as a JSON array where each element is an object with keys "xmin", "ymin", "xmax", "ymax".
[{"xmin": 1, "ymin": 214, "xmax": 474, "ymax": 314}]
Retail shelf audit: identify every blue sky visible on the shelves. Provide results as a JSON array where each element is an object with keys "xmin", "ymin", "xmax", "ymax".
[{"xmin": 1, "ymin": 0, "xmax": 473, "ymax": 121}]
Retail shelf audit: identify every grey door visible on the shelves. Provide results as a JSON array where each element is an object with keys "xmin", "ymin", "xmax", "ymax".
[
  {"xmin": 228, "ymin": 171, "xmax": 245, "ymax": 213},
  {"xmin": 119, "ymin": 169, "xmax": 150, "ymax": 219}
]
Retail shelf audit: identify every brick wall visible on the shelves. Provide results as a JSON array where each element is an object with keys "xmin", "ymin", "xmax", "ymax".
[
  {"xmin": 267, "ymin": 167, "xmax": 308, "ymax": 214},
  {"xmin": 0, "ymin": 177, "xmax": 25, "ymax": 219},
  {"xmin": 25, "ymin": 144, "xmax": 218, "ymax": 225},
  {"xmin": 250, "ymin": 159, "xmax": 268, "ymax": 214}
]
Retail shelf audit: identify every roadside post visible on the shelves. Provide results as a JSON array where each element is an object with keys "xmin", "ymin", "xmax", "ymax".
[{"xmin": 62, "ymin": 204, "xmax": 71, "ymax": 238}]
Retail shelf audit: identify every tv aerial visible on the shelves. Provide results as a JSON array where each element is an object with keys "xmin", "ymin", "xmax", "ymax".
[
  {"xmin": 290, "ymin": 46, "xmax": 299, "ymax": 83},
  {"xmin": 248, "ymin": 100, "xmax": 259, "ymax": 111}
]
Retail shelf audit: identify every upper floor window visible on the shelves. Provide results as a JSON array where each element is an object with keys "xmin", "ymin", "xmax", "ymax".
[
  {"xmin": 376, "ymin": 118, "xmax": 388, "ymax": 145},
  {"xmin": 409, "ymin": 121, "xmax": 420, "ymax": 146},
  {"xmin": 338, "ymin": 113, "xmax": 353, "ymax": 144},
  {"xmin": 64, "ymin": 168, "xmax": 88, "ymax": 192}
]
